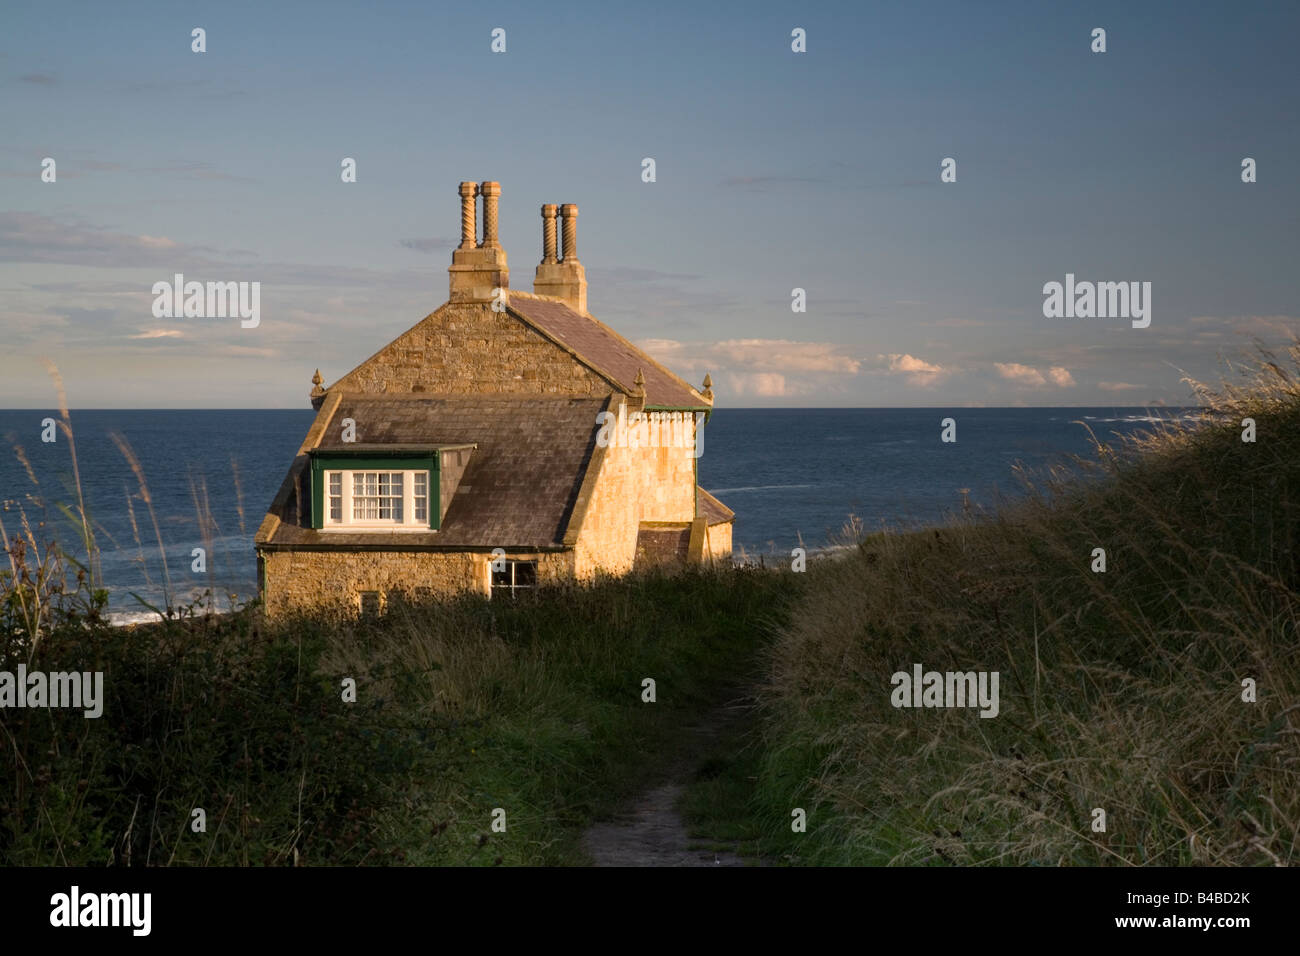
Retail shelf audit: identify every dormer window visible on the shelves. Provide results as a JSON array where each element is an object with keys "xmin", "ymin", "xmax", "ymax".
[{"xmin": 308, "ymin": 448, "xmax": 441, "ymax": 531}]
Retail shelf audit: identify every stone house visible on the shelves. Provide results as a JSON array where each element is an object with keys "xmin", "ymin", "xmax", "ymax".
[{"xmin": 254, "ymin": 181, "xmax": 733, "ymax": 617}]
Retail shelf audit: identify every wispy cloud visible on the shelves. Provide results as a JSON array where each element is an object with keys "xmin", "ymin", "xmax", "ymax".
[
  {"xmin": 19, "ymin": 72, "xmax": 56, "ymax": 85},
  {"xmin": 640, "ymin": 337, "xmax": 862, "ymax": 375},
  {"xmin": 129, "ymin": 329, "xmax": 184, "ymax": 339},
  {"xmin": 0, "ymin": 211, "xmax": 225, "ymax": 268},
  {"xmin": 712, "ymin": 339, "xmax": 860, "ymax": 373},
  {"xmin": 726, "ymin": 372, "xmax": 789, "ymax": 397},
  {"xmin": 0, "ymin": 212, "xmax": 433, "ymax": 294}
]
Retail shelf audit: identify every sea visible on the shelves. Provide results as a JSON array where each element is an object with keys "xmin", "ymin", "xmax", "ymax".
[{"xmin": 0, "ymin": 407, "xmax": 1197, "ymax": 622}]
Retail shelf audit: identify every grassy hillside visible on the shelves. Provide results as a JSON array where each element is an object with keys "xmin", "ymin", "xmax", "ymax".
[
  {"xmin": 1, "ymin": 567, "xmax": 784, "ymax": 865},
  {"xmin": 702, "ymin": 348, "xmax": 1299, "ymax": 865}
]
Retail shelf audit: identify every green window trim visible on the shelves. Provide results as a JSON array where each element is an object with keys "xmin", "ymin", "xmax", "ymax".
[{"xmin": 309, "ymin": 452, "xmax": 440, "ymax": 530}]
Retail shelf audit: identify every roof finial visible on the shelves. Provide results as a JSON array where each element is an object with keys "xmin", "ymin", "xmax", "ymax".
[
  {"xmin": 634, "ymin": 368, "xmax": 645, "ymax": 395},
  {"xmin": 701, "ymin": 373, "xmax": 713, "ymax": 402},
  {"xmin": 310, "ymin": 368, "xmax": 325, "ymax": 400}
]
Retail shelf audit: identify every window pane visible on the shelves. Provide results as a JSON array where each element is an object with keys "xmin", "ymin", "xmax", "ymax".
[
  {"xmin": 490, "ymin": 559, "xmax": 538, "ymax": 599},
  {"xmin": 414, "ymin": 472, "xmax": 427, "ymax": 522},
  {"xmin": 328, "ymin": 472, "xmax": 342, "ymax": 522}
]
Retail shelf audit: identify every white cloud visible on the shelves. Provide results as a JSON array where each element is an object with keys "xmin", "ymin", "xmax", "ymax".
[
  {"xmin": 1047, "ymin": 366, "xmax": 1076, "ymax": 387},
  {"xmin": 888, "ymin": 353, "xmax": 942, "ymax": 374},
  {"xmin": 1098, "ymin": 381, "xmax": 1144, "ymax": 391},
  {"xmin": 877, "ymin": 353, "xmax": 947, "ymax": 386},
  {"xmin": 995, "ymin": 362, "xmax": 1046, "ymax": 386}
]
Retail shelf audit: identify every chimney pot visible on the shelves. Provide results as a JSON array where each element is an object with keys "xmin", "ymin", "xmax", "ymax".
[
  {"xmin": 559, "ymin": 203, "xmax": 579, "ymax": 262},
  {"xmin": 458, "ymin": 182, "xmax": 478, "ymax": 249},
  {"xmin": 479, "ymin": 181, "xmax": 502, "ymax": 249},
  {"xmin": 540, "ymin": 204, "xmax": 558, "ymax": 264}
]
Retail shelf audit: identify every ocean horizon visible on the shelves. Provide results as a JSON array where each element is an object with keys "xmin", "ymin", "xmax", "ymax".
[{"xmin": 1, "ymin": 406, "xmax": 1197, "ymax": 621}]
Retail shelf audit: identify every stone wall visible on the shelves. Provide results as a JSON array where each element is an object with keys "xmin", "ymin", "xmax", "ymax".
[
  {"xmin": 329, "ymin": 301, "xmax": 613, "ymax": 397},
  {"xmin": 573, "ymin": 409, "xmax": 698, "ymax": 576},
  {"xmin": 262, "ymin": 548, "xmax": 574, "ymax": 618},
  {"xmin": 703, "ymin": 521, "xmax": 733, "ymax": 566}
]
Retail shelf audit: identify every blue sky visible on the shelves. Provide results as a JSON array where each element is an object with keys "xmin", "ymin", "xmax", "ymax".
[{"xmin": 2, "ymin": 0, "xmax": 1297, "ymax": 407}]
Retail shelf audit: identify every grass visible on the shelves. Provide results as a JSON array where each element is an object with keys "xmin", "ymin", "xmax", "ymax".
[
  {"xmin": 683, "ymin": 344, "xmax": 1300, "ymax": 866},
  {"xmin": 1, "ymin": 563, "xmax": 786, "ymax": 865}
]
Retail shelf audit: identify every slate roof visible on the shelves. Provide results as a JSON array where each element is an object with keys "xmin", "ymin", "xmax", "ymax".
[
  {"xmin": 698, "ymin": 488, "xmax": 735, "ymax": 525},
  {"xmin": 262, "ymin": 394, "xmax": 611, "ymax": 550},
  {"xmin": 634, "ymin": 526, "xmax": 691, "ymax": 568},
  {"xmin": 507, "ymin": 294, "xmax": 708, "ymax": 409}
]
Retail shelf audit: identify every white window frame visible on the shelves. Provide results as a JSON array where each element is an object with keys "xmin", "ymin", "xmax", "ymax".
[{"xmin": 322, "ymin": 468, "xmax": 432, "ymax": 531}]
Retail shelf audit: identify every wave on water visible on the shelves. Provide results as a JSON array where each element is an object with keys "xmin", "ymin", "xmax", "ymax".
[
  {"xmin": 106, "ymin": 606, "xmax": 232, "ymax": 628},
  {"xmin": 1081, "ymin": 416, "xmax": 1202, "ymax": 424},
  {"xmin": 1076, "ymin": 413, "xmax": 1202, "ymax": 424},
  {"xmin": 709, "ymin": 484, "xmax": 817, "ymax": 494}
]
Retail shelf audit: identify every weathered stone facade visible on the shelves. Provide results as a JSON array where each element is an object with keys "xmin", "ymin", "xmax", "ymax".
[
  {"xmin": 571, "ymin": 417, "xmax": 699, "ymax": 576},
  {"xmin": 702, "ymin": 519, "xmax": 732, "ymax": 564},
  {"xmin": 261, "ymin": 548, "xmax": 574, "ymax": 618},
  {"xmin": 328, "ymin": 298, "xmax": 615, "ymax": 399}
]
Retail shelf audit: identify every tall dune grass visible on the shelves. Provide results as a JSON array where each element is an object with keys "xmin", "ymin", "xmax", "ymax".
[{"xmin": 751, "ymin": 345, "xmax": 1300, "ymax": 865}]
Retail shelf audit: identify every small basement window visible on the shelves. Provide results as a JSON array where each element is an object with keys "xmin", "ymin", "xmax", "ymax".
[
  {"xmin": 358, "ymin": 590, "xmax": 381, "ymax": 617},
  {"xmin": 491, "ymin": 559, "xmax": 537, "ymax": 599}
]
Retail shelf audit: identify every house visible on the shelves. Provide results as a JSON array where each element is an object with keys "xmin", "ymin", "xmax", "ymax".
[{"xmin": 254, "ymin": 181, "xmax": 733, "ymax": 617}]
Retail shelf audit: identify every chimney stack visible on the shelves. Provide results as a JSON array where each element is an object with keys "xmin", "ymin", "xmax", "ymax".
[
  {"xmin": 534, "ymin": 201, "xmax": 587, "ymax": 312},
  {"xmin": 448, "ymin": 180, "xmax": 509, "ymax": 303}
]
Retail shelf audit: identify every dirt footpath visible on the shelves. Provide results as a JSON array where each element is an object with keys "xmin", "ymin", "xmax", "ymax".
[{"xmin": 581, "ymin": 698, "xmax": 752, "ymax": 867}]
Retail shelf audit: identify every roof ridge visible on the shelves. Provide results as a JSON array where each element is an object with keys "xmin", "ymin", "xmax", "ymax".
[{"xmin": 327, "ymin": 391, "xmax": 608, "ymax": 403}]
